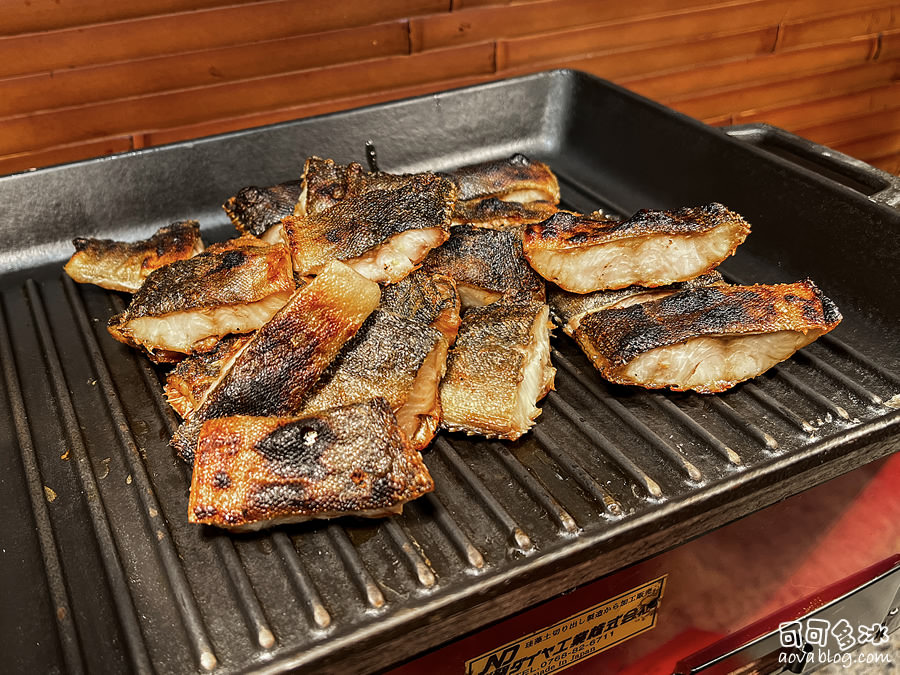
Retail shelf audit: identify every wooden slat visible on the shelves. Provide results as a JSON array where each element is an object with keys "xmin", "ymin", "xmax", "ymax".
[
  {"xmin": 665, "ymin": 59, "xmax": 900, "ymax": 120},
  {"xmin": 778, "ymin": 6, "xmax": 898, "ymax": 50},
  {"xmin": 876, "ymin": 27, "xmax": 900, "ymax": 60},
  {"xmin": 0, "ymin": 0, "xmax": 263, "ymax": 37},
  {"xmin": 501, "ymin": 27, "xmax": 779, "ymax": 81},
  {"xmin": 621, "ymin": 36, "xmax": 876, "ymax": 102},
  {"xmin": 0, "ymin": 22, "xmax": 409, "ymax": 119},
  {"xmin": 833, "ymin": 130, "xmax": 900, "ymax": 163},
  {"xmin": 141, "ymin": 72, "xmax": 497, "ymax": 146},
  {"xmin": 411, "ymin": 0, "xmax": 726, "ymax": 52},
  {"xmin": 412, "ymin": 0, "xmax": 900, "ymax": 52},
  {"xmin": 0, "ymin": 0, "xmax": 446, "ymax": 80},
  {"xmin": 869, "ymin": 152, "xmax": 900, "ymax": 174},
  {"xmin": 793, "ymin": 106, "xmax": 900, "ymax": 146},
  {"xmin": 0, "ymin": 137, "xmax": 133, "ymax": 178},
  {"xmin": 0, "ymin": 43, "xmax": 495, "ymax": 157},
  {"xmin": 497, "ymin": 0, "xmax": 785, "ymax": 70},
  {"xmin": 734, "ymin": 83, "xmax": 900, "ymax": 129}
]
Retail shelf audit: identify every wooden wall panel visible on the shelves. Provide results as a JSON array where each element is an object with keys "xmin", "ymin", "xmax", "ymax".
[{"xmin": 2, "ymin": 0, "xmax": 899, "ymax": 175}]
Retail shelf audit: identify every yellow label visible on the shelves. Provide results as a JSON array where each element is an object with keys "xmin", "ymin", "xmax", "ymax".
[{"xmin": 466, "ymin": 575, "xmax": 667, "ymax": 675}]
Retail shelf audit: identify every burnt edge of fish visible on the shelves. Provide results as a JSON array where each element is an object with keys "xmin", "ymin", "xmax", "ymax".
[
  {"xmin": 188, "ymin": 398, "xmax": 435, "ymax": 530},
  {"xmin": 440, "ymin": 153, "xmax": 560, "ymax": 203},
  {"xmin": 379, "ymin": 269, "xmax": 461, "ymax": 344},
  {"xmin": 64, "ymin": 220, "xmax": 203, "ymax": 293},
  {"xmin": 574, "ymin": 280, "xmax": 842, "ymax": 393},
  {"xmin": 170, "ymin": 260, "xmax": 381, "ymax": 463},
  {"xmin": 451, "ymin": 197, "xmax": 558, "ymax": 230},
  {"xmin": 282, "ymin": 171, "xmax": 457, "ymax": 277},
  {"xmin": 421, "ymin": 225, "xmax": 546, "ymax": 305},
  {"xmin": 223, "ymin": 180, "xmax": 304, "ymax": 237}
]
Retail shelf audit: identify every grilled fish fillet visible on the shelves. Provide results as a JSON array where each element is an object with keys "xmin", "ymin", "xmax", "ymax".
[
  {"xmin": 164, "ymin": 334, "xmax": 253, "ymax": 419},
  {"xmin": 171, "ymin": 260, "xmax": 380, "ymax": 462},
  {"xmin": 451, "ymin": 198, "xmax": 558, "ymax": 230},
  {"xmin": 441, "ymin": 301, "xmax": 555, "ymax": 440},
  {"xmin": 223, "ymin": 180, "xmax": 303, "ymax": 238},
  {"xmin": 64, "ymin": 221, "xmax": 204, "ymax": 292},
  {"xmin": 295, "ymin": 156, "xmax": 362, "ymax": 217},
  {"xmin": 549, "ymin": 271, "xmax": 726, "ymax": 335},
  {"xmin": 107, "ymin": 238, "xmax": 294, "ymax": 359},
  {"xmin": 441, "ymin": 153, "xmax": 560, "ymax": 204},
  {"xmin": 524, "ymin": 203, "xmax": 750, "ymax": 293},
  {"xmin": 188, "ymin": 398, "xmax": 434, "ymax": 530},
  {"xmin": 574, "ymin": 281, "xmax": 841, "ymax": 393},
  {"xmin": 421, "ymin": 225, "xmax": 546, "ymax": 308},
  {"xmin": 282, "ymin": 172, "xmax": 456, "ymax": 283},
  {"xmin": 299, "ymin": 309, "xmax": 447, "ymax": 450},
  {"xmin": 379, "ymin": 269, "xmax": 461, "ymax": 345}
]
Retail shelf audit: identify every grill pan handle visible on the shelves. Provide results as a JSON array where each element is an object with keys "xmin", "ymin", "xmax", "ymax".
[{"xmin": 723, "ymin": 123, "xmax": 900, "ymax": 209}]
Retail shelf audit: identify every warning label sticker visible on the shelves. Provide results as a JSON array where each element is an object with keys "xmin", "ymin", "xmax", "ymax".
[{"xmin": 465, "ymin": 575, "xmax": 667, "ymax": 675}]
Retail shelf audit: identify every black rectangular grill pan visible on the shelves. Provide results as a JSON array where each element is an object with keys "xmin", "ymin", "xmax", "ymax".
[{"xmin": 1, "ymin": 70, "xmax": 898, "ymax": 674}]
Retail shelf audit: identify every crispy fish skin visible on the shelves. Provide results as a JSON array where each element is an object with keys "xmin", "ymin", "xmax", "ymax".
[
  {"xmin": 295, "ymin": 156, "xmax": 365, "ymax": 217},
  {"xmin": 548, "ymin": 271, "xmax": 726, "ymax": 335},
  {"xmin": 164, "ymin": 334, "xmax": 253, "ymax": 419},
  {"xmin": 574, "ymin": 281, "xmax": 841, "ymax": 393},
  {"xmin": 441, "ymin": 153, "xmax": 560, "ymax": 204},
  {"xmin": 171, "ymin": 260, "xmax": 380, "ymax": 462},
  {"xmin": 524, "ymin": 203, "xmax": 751, "ymax": 293},
  {"xmin": 188, "ymin": 398, "xmax": 434, "ymax": 530},
  {"xmin": 299, "ymin": 309, "xmax": 447, "ymax": 449},
  {"xmin": 421, "ymin": 225, "xmax": 546, "ymax": 308},
  {"xmin": 379, "ymin": 269, "xmax": 461, "ymax": 344},
  {"xmin": 64, "ymin": 221, "xmax": 204, "ymax": 292},
  {"xmin": 107, "ymin": 239, "xmax": 294, "ymax": 356},
  {"xmin": 282, "ymin": 172, "xmax": 456, "ymax": 283},
  {"xmin": 223, "ymin": 180, "xmax": 304, "ymax": 237},
  {"xmin": 451, "ymin": 198, "xmax": 558, "ymax": 230},
  {"xmin": 440, "ymin": 301, "xmax": 555, "ymax": 440}
]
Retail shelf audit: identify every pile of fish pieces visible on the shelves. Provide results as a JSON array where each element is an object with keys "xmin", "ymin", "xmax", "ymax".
[{"xmin": 64, "ymin": 153, "xmax": 841, "ymax": 529}]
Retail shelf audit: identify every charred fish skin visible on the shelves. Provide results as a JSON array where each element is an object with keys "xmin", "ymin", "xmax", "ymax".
[
  {"xmin": 379, "ymin": 269, "xmax": 461, "ymax": 344},
  {"xmin": 574, "ymin": 280, "xmax": 842, "ymax": 393},
  {"xmin": 223, "ymin": 180, "xmax": 304, "ymax": 237},
  {"xmin": 440, "ymin": 300, "xmax": 555, "ymax": 440},
  {"xmin": 282, "ymin": 172, "xmax": 456, "ymax": 282},
  {"xmin": 548, "ymin": 271, "xmax": 726, "ymax": 335},
  {"xmin": 451, "ymin": 197, "xmax": 557, "ymax": 230},
  {"xmin": 171, "ymin": 260, "xmax": 381, "ymax": 463},
  {"xmin": 164, "ymin": 333, "xmax": 253, "ymax": 419},
  {"xmin": 440, "ymin": 153, "xmax": 560, "ymax": 204},
  {"xmin": 421, "ymin": 225, "xmax": 546, "ymax": 308},
  {"xmin": 296, "ymin": 156, "xmax": 365, "ymax": 217},
  {"xmin": 107, "ymin": 239, "xmax": 294, "ymax": 356},
  {"xmin": 299, "ymin": 309, "xmax": 443, "ymax": 414},
  {"xmin": 64, "ymin": 220, "xmax": 204, "ymax": 293},
  {"xmin": 188, "ymin": 398, "xmax": 435, "ymax": 530},
  {"xmin": 524, "ymin": 203, "xmax": 751, "ymax": 293}
]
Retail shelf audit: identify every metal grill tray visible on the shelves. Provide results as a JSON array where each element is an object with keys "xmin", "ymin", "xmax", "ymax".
[{"xmin": 1, "ymin": 70, "xmax": 899, "ymax": 674}]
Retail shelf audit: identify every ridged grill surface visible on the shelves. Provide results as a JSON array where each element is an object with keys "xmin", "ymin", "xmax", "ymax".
[{"xmin": 1, "ymin": 73, "xmax": 899, "ymax": 674}]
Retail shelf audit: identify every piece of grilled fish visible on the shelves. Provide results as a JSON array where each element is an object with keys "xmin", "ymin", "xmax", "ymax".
[
  {"xmin": 282, "ymin": 172, "xmax": 456, "ymax": 283},
  {"xmin": 164, "ymin": 334, "xmax": 253, "ymax": 419},
  {"xmin": 188, "ymin": 398, "xmax": 435, "ymax": 530},
  {"xmin": 295, "ymin": 156, "xmax": 363, "ymax": 217},
  {"xmin": 574, "ymin": 281, "xmax": 841, "ymax": 393},
  {"xmin": 170, "ymin": 260, "xmax": 381, "ymax": 463},
  {"xmin": 107, "ymin": 237, "xmax": 294, "ymax": 360},
  {"xmin": 524, "ymin": 203, "xmax": 750, "ymax": 293},
  {"xmin": 421, "ymin": 225, "xmax": 546, "ymax": 308},
  {"xmin": 223, "ymin": 180, "xmax": 304, "ymax": 238},
  {"xmin": 441, "ymin": 153, "xmax": 560, "ymax": 204},
  {"xmin": 451, "ymin": 198, "xmax": 558, "ymax": 230},
  {"xmin": 379, "ymin": 269, "xmax": 461, "ymax": 344},
  {"xmin": 549, "ymin": 271, "xmax": 726, "ymax": 335},
  {"xmin": 64, "ymin": 221, "xmax": 204, "ymax": 292},
  {"xmin": 441, "ymin": 300, "xmax": 555, "ymax": 440},
  {"xmin": 299, "ymin": 309, "xmax": 447, "ymax": 451}
]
